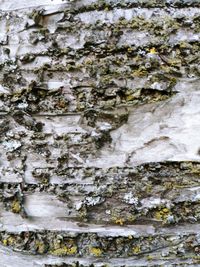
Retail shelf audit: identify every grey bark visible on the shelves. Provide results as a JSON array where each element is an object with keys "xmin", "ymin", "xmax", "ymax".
[{"xmin": 0, "ymin": 0, "xmax": 200, "ymax": 266}]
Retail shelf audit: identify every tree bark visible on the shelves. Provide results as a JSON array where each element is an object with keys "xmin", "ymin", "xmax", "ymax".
[{"xmin": 0, "ymin": 0, "xmax": 200, "ymax": 266}]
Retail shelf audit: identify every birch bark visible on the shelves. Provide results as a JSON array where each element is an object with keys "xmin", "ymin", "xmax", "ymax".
[{"xmin": 0, "ymin": 0, "xmax": 200, "ymax": 266}]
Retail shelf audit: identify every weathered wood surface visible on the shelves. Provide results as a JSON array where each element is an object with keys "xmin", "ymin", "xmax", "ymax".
[{"xmin": 0, "ymin": 0, "xmax": 200, "ymax": 266}]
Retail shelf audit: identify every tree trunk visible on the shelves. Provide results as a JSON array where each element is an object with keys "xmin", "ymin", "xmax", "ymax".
[{"xmin": 0, "ymin": 0, "xmax": 200, "ymax": 266}]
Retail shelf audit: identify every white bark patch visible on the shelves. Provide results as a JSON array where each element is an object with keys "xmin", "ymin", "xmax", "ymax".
[{"xmin": 89, "ymin": 79, "xmax": 200, "ymax": 167}]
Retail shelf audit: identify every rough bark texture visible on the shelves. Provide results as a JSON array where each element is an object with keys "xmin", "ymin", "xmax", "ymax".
[{"xmin": 0, "ymin": 0, "xmax": 200, "ymax": 266}]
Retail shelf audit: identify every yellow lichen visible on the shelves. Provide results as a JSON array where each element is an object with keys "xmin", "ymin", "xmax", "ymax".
[
  {"xmin": 146, "ymin": 184, "xmax": 153, "ymax": 193},
  {"xmin": 52, "ymin": 239, "xmax": 61, "ymax": 250},
  {"xmin": 115, "ymin": 218, "xmax": 125, "ymax": 225},
  {"xmin": 149, "ymin": 47, "xmax": 157, "ymax": 54},
  {"xmin": 84, "ymin": 58, "xmax": 93, "ymax": 65},
  {"xmin": 155, "ymin": 207, "xmax": 171, "ymax": 221},
  {"xmin": 2, "ymin": 236, "xmax": 15, "ymax": 246},
  {"xmin": 168, "ymin": 59, "xmax": 182, "ymax": 67},
  {"xmin": 147, "ymin": 255, "xmax": 154, "ymax": 260},
  {"xmin": 191, "ymin": 165, "xmax": 200, "ymax": 174},
  {"xmin": 127, "ymin": 214, "xmax": 136, "ymax": 222},
  {"xmin": 90, "ymin": 247, "xmax": 102, "ymax": 257},
  {"xmin": 155, "ymin": 211, "xmax": 163, "ymax": 220},
  {"xmin": 2, "ymin": 239, "xmax": 8, "ymax": 246},
  {"xmin": 35, "ymin": 240, "xmax": 46, "ymax": 254},
  {"xmin": 7, "ymin": 236, "xmax": 15, "ymax": 245},
  {"xmin": 51, "ymin": 246, "xmax": 77, "ymax": 256},
  {"xmin": 68, "ymin": 246, "xmax": 77, "ymax": 255},
  {"xmin": 126, "ymin": 94, "xmax": 135, "ymax": 101},
  {"xmin": 11, "ymin": 200, "xmax": 21, "ymax": 213},
  {"xmin": 179, "ymin": 41, "xmax": 187, "ymax": 49},
  {"xmin": 51, "ymin": 247, "xmax": 67, "ymax": 256},
  {"xmin": 126, "ymin": 89, "xmax": 141, "ymax": 102},
  {"xmin": 132, "ymin": 245, "xmax": 141, "ymax": 254},
  {"xmin": 127, "ymin": 47, "xmax": 133, "ymax": 53},
  {"xmin": 162, "ymin": 208, "xmax": 169, "ymax": 213},
  {"xmin": 132, "ymin": 68, "xmax": 147, "ymax": 77},
  {"xmin": 164, "ymin": 182, "xmax": 173, "ymax": 189}
]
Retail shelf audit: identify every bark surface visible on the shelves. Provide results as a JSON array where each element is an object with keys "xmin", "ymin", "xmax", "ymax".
[{"xmin": 0, "ymin": 0, "xmax": 200, "ymax": 266}]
